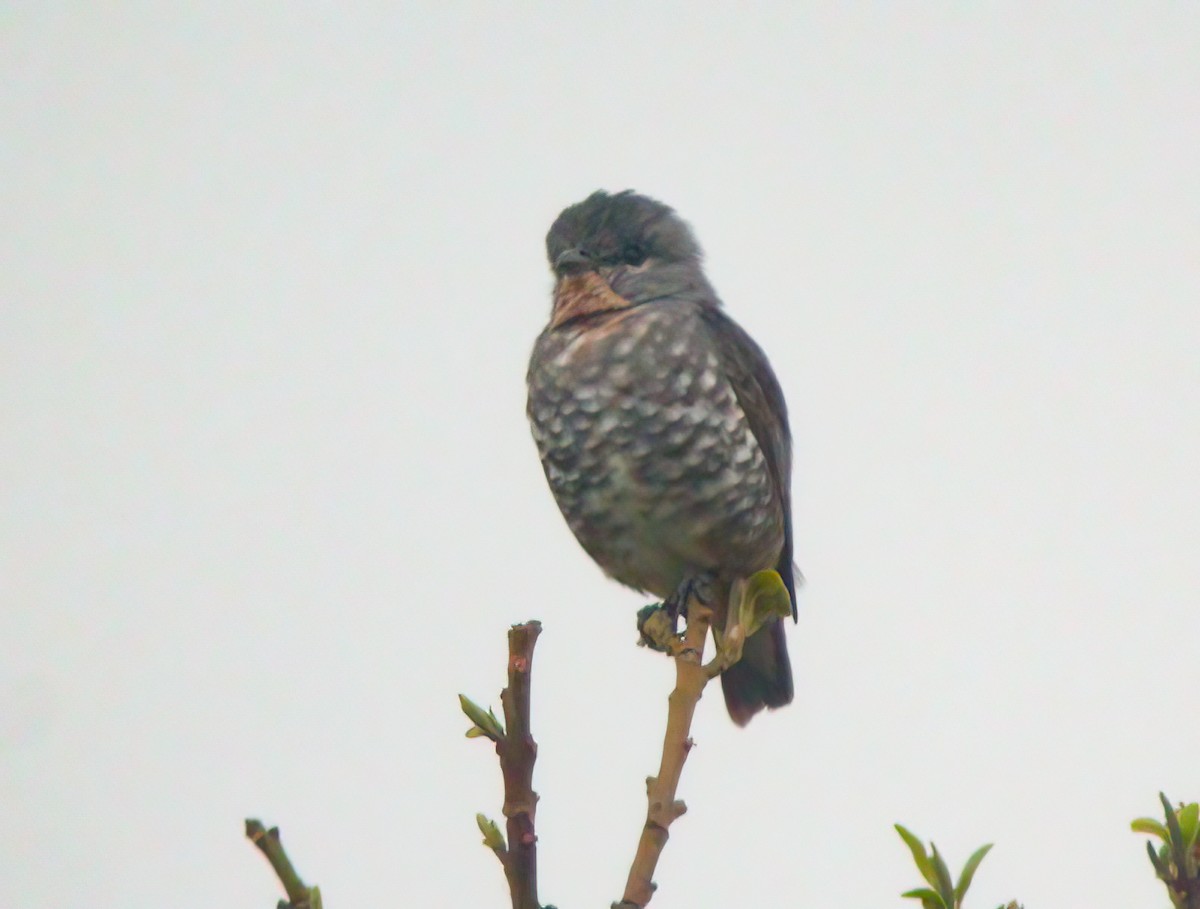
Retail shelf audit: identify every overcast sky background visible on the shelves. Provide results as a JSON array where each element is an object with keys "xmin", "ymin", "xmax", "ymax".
[{"xmin": 3, "ymin": 4, "xmax": 1198, "ymax": 908}]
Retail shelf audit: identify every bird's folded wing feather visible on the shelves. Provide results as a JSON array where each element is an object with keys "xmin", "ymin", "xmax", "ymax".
[{"xmin": 697, "ymin": 306, "xmax": 797, "ymax": 618}]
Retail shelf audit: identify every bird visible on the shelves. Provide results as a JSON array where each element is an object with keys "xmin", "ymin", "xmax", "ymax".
[{"xmin": 526, "ymin": 190, "xmax": 796, "ymax": 725}]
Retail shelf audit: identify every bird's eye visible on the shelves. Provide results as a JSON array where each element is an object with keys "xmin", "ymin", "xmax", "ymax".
[{"xmin": 625, "ymin": 244, "xmax": 647, "ymax": 267}]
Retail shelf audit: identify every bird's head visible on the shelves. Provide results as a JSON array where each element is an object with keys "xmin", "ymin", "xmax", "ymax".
[{"xmin": 544, "ymin": 190, "xmax": 714, "ymax": 328}]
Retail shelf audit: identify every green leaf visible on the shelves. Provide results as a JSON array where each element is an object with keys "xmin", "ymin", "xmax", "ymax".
[
  {"xmin": 1132, "ymin": 818, "xmax": 1171, "ymax": 840},
  {"xmin": 896, "ymin": 825, "xmax": 938, "ymax": 887},
  {"xmin": 459, "ymin": 694, "xmax": 505, "ymax": 741},
  {"xmin": 901, "ymin": 888, "xmax": 947, "ymax": 909},
  {"xmin": 1146, "ymin": 840, "xmax": 1170, "ymax": 880},
  {"xmin": 476, "ymin": 813, "xmax": 506, "ymax": 851},
  {"xmin": 737, "ymin": 569, "xmax": 792, "ymax": 638},
  {"xmin": 930, "ymin": 844, "xmax": 956, "ymax": 904},
  {"xmin": 1162, "ymin": 792, "xmax": 1189, "ymax": 877},
  {"xmin": 1177, "ymin": 802, "xmax": 1199, "ymax": 857},
  {"xmin": 309, "ymin": 885, "xmax": 323, "ymax": 909},
  {"xmin": 955, "ymin": 843, "xmax": 993, "ymax": 901}
]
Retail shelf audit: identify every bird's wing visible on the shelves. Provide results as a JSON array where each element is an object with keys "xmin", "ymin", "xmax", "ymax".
[{"xmin": 697, "ymin": 306, "xmax": 797, "ymax": 618}]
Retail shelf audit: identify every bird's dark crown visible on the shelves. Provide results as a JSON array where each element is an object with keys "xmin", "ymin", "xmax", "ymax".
[{"xmin": 546, "ymin": 190, "xmax": 701, "ymax": 274}]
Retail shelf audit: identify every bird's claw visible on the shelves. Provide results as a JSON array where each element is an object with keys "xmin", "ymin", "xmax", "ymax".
[
  {"xmin": 665, "ymin": 572, "xmax": 717, "ymax": 620},
  {"xmin": 638, "ymin": 573, "xmax": 717, "ymax": 652}
]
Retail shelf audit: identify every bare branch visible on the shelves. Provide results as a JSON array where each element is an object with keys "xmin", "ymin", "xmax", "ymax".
[
  {"xmin": 618, "ymin": 598, "xmax": 716, "ymax": 907},
  {"xmin": 464, "ymin": 621, "xmax": 546, "ymax": 909},
  {"xmin": 497, "ymin": 621, "xmax": 544, "ymax": 909}
]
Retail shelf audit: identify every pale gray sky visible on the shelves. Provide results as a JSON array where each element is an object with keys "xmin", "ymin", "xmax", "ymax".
[{"xmin": 2, "ymin": 4, "xmax": 1198, "ymax": 908}]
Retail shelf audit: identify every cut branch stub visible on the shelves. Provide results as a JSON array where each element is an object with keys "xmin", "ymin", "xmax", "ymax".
[{"xmin": 465, "ymin": 620, "xmax": 545, "ymax": 909}]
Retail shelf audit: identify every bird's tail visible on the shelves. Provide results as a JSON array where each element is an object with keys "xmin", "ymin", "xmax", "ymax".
[{"xmin": 721, "ymin": 617, "xmax": 793, "ymax": 726}]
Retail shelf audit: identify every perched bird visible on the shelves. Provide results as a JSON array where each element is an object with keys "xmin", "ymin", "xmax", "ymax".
[{"xmin": 526, "ymin": 190, "xmax": 797, "ymax": 725}]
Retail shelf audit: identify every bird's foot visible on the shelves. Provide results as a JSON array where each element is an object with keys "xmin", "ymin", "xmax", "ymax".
[
  {"xmin": 636, "ymin": 573, "xmax": 717, "ymax": 653},
  {"xmin": 666, "ymin": 571, "xmax": 717, "ymax": 621}
]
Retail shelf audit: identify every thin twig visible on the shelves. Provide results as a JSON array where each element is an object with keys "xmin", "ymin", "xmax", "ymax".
[{"xmin": 618, "ymin": 599, "xmax": 716, "ymax": 907}]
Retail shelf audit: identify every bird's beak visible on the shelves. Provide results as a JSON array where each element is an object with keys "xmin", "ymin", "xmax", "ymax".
[{"xmin": 554, "ymin": 248, "xmax": 593, "ymax": 275}]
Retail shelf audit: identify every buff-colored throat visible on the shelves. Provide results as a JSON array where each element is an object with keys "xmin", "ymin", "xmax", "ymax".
[{"xmin": 550, "ymin": 272, "xmax": 635, "ymax": 329}]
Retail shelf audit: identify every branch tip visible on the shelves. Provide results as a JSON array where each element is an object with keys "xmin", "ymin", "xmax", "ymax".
[{"xmin": 244, "ymin": 818, "xmax": 317, "ymax": 907}]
